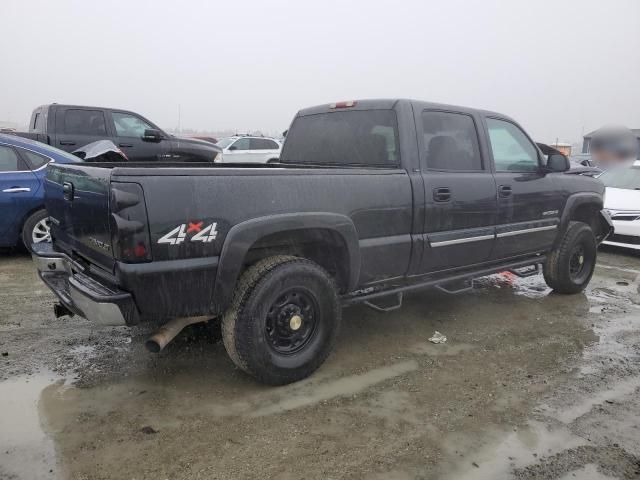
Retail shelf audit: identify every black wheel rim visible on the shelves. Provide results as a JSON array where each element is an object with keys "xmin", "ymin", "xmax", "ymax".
[
  {"xmin": 265, "ymin": 288, "xmax": 318, "ymax": 355},
  {"xmin": 569, "ymin": 243, "xmax": 589, "ymax": 281}
]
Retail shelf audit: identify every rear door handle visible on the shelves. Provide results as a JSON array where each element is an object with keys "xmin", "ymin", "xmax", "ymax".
[
  {"xmin": 2, "ymin": 187, "xmax": 31, "ymax": 193},
  {"xmin": 499, "ymin": 185, "xmax": 512, "ymax": 197},
  {"xmin": 59, "ymin": 140, "xmax": 76, "ymax": 146},
  {"xmin": 119, "ymin": 143, "xmax": 133, "ymax": 148},
  {"xmin": 433, "ymin": 187, "xmax": 451, "ymax": 202}
]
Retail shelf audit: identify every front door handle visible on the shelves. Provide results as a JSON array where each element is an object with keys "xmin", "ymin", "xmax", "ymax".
[
  {"xmin": 59, "ymin": 140, "xmax": 76, "ymax": 146},
  {"xmin": 119, "ymin": 143, "xmax": 133, "ymax": 148},
  {"xmin": 499, "ymin": 185, "xmax": 512, "ymax": 197},
  {"xmin": 433, "ymin": 187, "xmax": 451, "ymax": 202},
  {"xmin": 2, "ymin": 187, "xmax": 31, "ymax": 193}
]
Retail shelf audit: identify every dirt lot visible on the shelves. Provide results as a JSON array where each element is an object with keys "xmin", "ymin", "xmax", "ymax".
[{"xmin": 1, "ymin": 248, "xmax": 639, "ymax": 480}]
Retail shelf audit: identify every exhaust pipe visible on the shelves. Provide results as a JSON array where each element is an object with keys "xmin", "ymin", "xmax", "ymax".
[
  {"xmin": 145, "ymin": 316, "xmax": 209, "ymax": 353},
  {"xmin": 54, "ymin": 303, "xmax": 74, "ymax": 318}
]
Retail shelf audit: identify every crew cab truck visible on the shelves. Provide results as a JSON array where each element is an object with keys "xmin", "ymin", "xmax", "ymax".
[
  {"xmin": 15, "ymin": 104, "xmax": 222, "ymax": 162},
  {"xmin": 33, "ymin": 99, "xmax": 613, "ymax": 385}
]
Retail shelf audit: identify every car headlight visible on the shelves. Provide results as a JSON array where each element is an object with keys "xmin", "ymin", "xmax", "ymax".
[{"xmin": 214, "ymin": 152, "xmax": 223, "ymax": 163}]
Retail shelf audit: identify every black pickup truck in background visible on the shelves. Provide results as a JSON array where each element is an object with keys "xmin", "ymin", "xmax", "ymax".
[
  {"xmin": 14, "ymin": 104, "xmax": 222, "ymax": 162},
  {"xmin": 33, "ymin": 99, "xmax": 613, "ymax": 385}
]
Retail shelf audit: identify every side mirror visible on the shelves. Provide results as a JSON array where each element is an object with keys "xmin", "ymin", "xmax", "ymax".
[
  {"xmin": 546, "ymin": 153, "xmax": 570, "ymax": 172},
  {"xmin": 228, "ymin": 145, "xmax": 238, "ymax": 151},
  {"xmin": 142, "ymin": 128, "xmax": 163, "ymax": 142}
]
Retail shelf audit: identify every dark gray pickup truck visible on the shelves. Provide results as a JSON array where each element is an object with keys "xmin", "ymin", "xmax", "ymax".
[
  {"xmin": 14, "ymin": 104, "xmax": 221, "ymax": 162},
  {"xmin": 33, "ymin": 99, "xmax": 612, "ymax": 385}
]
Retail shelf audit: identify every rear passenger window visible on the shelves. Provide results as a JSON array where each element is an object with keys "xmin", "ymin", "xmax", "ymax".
[
  {"xmin": 63, "ymin": 109, "xmax": 107, "ymax": 136},
  {"xmin": 0, "ymin": 146, "xmax": 25, "ymax": 172},
  {"xmin": 19, "ymin": 149, "xmax": 50, "ymax": 169},
  {"xmin": 422, "ymin": 111, "xmax": 482, "ymax": 171},
  {"xmin": 250, "ymin": 138, "xmax": 279, "ymax": 150},
  {"xmin": 486, "ymin": 118, "xmax": 539, "ymax": 172}
]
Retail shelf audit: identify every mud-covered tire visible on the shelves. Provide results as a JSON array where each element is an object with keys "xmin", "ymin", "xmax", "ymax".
[
  {"xmin": 222, "ymin": 255, "xmax": 341, "ymax": 385},
  {"xmin": 21, "ymin": 209, "xmax": 51, "ymax": 252},
  {"xmin": 543, "ymin": 221, "xmax": 597, "ymax": 294}
]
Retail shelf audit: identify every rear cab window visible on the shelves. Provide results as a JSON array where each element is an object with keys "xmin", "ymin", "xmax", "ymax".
[{"xmin": 280, "ymin": 109, "xmax": 400, "ymax": 167}]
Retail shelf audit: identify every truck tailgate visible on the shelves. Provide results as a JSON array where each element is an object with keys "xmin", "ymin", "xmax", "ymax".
[{"xmin": 45, "ymin": 163, "xmax": 116, "ymax": 272}]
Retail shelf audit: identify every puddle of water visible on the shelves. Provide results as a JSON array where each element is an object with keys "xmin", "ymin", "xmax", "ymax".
[
  {"xmin": 408, "ymin": 342, "xmax": 475, "ymax": 356},
  {"xmin": 0, "ymin": 372, "xmax": 61, "ymax": 480},
  {"xmin": 247, "ymin": 360, "xmax": 418, "ymax": 417},
  {"xmin": 543, "ymin": 376, "xmax": 640, "ymax": 424},
  {"xmin": 442, "ymin": 421, "xmax": 586, "ymax": 480},
  {"xmin": 580, "ymin": 311, "xmax": 640, "ymax": 375}
]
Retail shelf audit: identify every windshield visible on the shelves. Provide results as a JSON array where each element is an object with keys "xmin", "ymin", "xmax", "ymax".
[
  {"xmin": 599, "ymin": 166, "xmax": 640, "ymax": 189},
  {"xmin": 216, "ymin": 137, "xmax": 236, "ymax": 148}
]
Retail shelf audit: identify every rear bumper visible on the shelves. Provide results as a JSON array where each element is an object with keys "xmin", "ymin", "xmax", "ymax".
[{"xmin": 32, "ymin": 245, "xmax": 139, "ymax": 326}]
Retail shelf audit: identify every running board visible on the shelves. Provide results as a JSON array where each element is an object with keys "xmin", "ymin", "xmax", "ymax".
[
  {"xmin": 342, "ymin": 256, "xmax": 545, "ymax": 307},
  {"xmin": 364, "ymin": 293, "xmax": 403, "ymax": 312},
  {"xmin": 508, "ymin": 264, "xmax": 540, "ymax": 278},
  {"xmin": 435, "ymin": 280, "xmax": 474, "ymax": 294}
]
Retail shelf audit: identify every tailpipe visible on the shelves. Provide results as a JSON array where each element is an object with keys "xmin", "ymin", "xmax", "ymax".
[
  {"xmin": 54, "ymin": 302, "xmax": 74, "ymax": 318},
  {"xmin": 145, "ymin": 316, "xmax": 210, "ymax": 353}
]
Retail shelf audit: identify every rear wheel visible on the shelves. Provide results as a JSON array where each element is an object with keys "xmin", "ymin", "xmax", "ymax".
[
  {"xmin": 222, "ymin": 255, "xmax": 340, "ymax": 385},
  {"xmin": 543, "ymin": 221, "xmax": 597, "ymax": 294},
  {"xmin": 21, "ymin": 209, "xmax": 51, "ymax": 252}
]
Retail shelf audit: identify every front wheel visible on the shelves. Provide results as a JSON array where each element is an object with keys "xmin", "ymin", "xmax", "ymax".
[
  {"xmin": 222, "ymin": 255, "xmax": 341, "ymax": 385},
  {"xmin": 21, "ymin": 209, "xmax": 51, "ymax": 252},
  {"xmin": 543, "ymin": 221, "xmax": 597, "ymax": 294}
]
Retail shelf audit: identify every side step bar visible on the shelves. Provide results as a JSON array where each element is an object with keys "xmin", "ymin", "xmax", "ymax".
[{"xmin": 344, "ymin": 256, "xmax": 545, "ymax": 307}]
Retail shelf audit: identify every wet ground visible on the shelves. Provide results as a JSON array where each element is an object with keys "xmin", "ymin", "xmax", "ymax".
[{"xmin": 1, "ymin": 248, "xmax": 639, "ymax": 479}]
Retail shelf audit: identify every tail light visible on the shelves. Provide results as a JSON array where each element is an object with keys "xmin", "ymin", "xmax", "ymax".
[
  {"xmin": 109, "ymin": 182, "xmax": 152, "ymax": 262},
  {"xmin": 329, "ymin": 101, "xmax": 356, "ymax": 109}
]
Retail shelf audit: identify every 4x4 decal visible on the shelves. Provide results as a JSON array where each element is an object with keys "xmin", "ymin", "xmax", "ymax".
[{"xmin": 158, "ymin": 222, "xmax": 218, "ymax": 245}]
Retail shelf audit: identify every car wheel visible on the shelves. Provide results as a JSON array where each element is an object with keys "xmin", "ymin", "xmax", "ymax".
[
  {"xmin": 21, "ymin": 209, "xmax": 51, "ymax": 252},
  {"xmin": 543, "ymin": 221, "xmax": 597, "ymax": 294},
  {"xmin": 222, "ymin": 255, "xmax": 341, "ymax": 385}
]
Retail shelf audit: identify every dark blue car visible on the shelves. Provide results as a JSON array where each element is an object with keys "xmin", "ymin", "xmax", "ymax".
[{"xmin": 0, "ymin": 133, "xmax": 80, "ymax": 251}]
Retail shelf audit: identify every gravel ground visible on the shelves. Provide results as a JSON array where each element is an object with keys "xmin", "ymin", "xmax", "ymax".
[{"xmin": 1, "ymin": 247, "xmax": 639, "ymax": 479}]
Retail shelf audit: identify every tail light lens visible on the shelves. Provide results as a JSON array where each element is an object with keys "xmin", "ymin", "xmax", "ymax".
[{"xmin": 109, "ymin": 182, "xmax": 152, "ymax": 263}]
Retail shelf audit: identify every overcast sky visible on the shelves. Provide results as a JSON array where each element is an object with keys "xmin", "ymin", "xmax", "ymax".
[{"xmin": 3, "ymin": 0, "xmax": 639, "ymax": 142}]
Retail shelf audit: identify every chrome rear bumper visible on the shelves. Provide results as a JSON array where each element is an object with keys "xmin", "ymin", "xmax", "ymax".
[{"xmin": 32, "ymin": 244, "xmax": 138, "ymax": 326}]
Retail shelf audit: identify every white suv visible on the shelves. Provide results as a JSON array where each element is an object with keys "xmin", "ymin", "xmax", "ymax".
[{"xmin": 215, "ymin": 136, "xmax": 281, "ymax": 164}]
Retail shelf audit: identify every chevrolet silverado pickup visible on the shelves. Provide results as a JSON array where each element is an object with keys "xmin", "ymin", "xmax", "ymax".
[
  {"xmin": 14, "ymin": 104, "xmax": 222, "ymax": 162},
  {"xmin": 33, "ymin": 99, "xmax": 613, "ymax": 385}
]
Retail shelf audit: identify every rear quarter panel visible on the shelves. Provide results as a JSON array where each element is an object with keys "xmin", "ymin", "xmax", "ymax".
[{"xmin": 119, "ymin": 167, "xmax": 414, "ymax": 285}]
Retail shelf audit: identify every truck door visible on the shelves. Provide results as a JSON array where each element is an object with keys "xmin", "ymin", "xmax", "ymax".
[
  {"xmin": 0, "ymin": 144, "xmax": 38, "ymax": 241},
  {"xmin": 417, "ymin": 110, "xmax": 498, "ymax": 272},
  {"xmin": 54, "ymin": 108, "xmax": 112, "ymax": 152},
  {"xmin": 483, "ymin": 117, "xmax": 562, "ymax": 259},
  {"xmin": 109, "ymin": 111, "xmax": 172, "ymax": 161}
]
